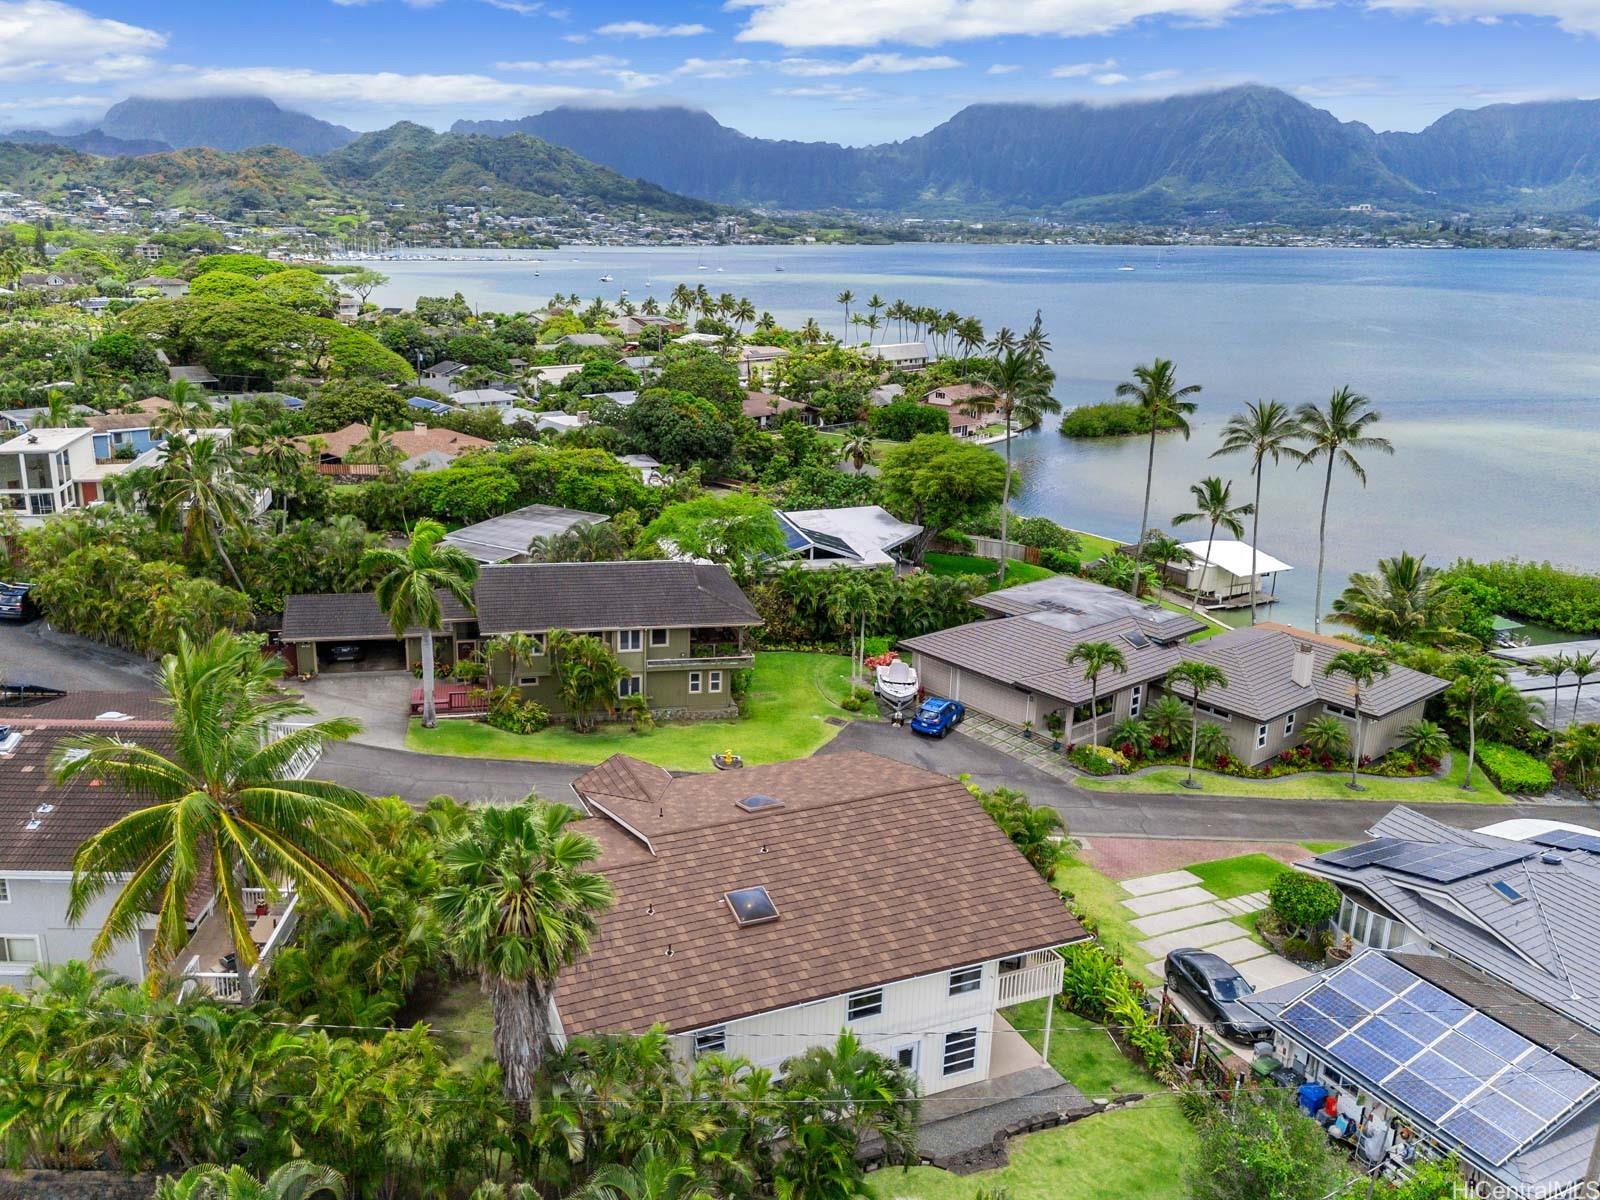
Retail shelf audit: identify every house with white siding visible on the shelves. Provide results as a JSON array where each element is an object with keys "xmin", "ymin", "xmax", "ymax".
[{"xmin": 557, "ymin": 752, "xmax": 1085, "ymax": 1095}]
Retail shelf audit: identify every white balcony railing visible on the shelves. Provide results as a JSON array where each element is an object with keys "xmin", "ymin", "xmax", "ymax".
[
  {"xmin": 179, "ymin": 890, "xmax": 300, "ymax": 1004},
  {"xmin": 997, "ymin": 953, "xmax": 1064, "ymax": 1007}
]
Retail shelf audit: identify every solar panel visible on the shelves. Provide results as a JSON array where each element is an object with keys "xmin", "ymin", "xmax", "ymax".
[
  {"xmin": 1531, "ymin": 829, "xmax": 1600, "ymax": 856},
  {"xmin": 1387, "ymin": 1070, "xmax": 1455, "ymax": 1121},
  {"xmin": 1317, "ymin": 838, "xmax": 1409, "ymax": 869},
  {"xmin": 1316, "ymin": 839, "xmax": 1529, "ymax": 883},
  {"xmin": 1441, "ymin": 1109, "xmax": 1521, "ymax": 1166},
  {"xmin": 724, "ymin": 886, "xmax": 779, "ymax": 926}
]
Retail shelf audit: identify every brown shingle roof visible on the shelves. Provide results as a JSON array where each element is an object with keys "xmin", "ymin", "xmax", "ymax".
[
  {"xmin": 280, "ymin": 589, "xmax": 475, "ymax": 642},
  {"xmin": 559, "ymin": 751, "xmax": 1086, "ymax": 1035},
  {"xmin": 741, "ymin": 393, "xmax": 813, "ymax": 420},
  {"xmin": 6, "ymin": 691, "xmax": 163, "ymax": 723}
]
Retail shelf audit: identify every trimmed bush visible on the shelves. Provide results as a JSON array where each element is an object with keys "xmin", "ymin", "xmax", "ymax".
[
  {"xmin": 1268, "ymin": 871, "xmax": 1340, "ymax": 936},
  {"xmin": 1476, "ymin": 741, "xmax": 1555, "ymax": 795}
]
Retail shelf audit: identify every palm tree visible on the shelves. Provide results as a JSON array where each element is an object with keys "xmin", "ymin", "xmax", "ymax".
[
  {"xmin": 154, "ymin": 1162, "xmax": 345, "ymax": 1200},
  {"xmin": 988, "ymin": 345, "xmax": 1060, "ymax": 585},
  {"xmin": 1329, "ymin": 551, "xmax": 1472, "ymax": 646},
  {"xmin": 156, "ymin": 379, "xmax": 214, "ymax": 435},
  {"xmin": 1211, "ymin": 399, "xmax": 1300, "ymax": 625},
  {"xmin": 1444, "ymin": 653, "xmax": 1507, "ymax": 789},
  {"xmin": 835, "ymin": 289, "xmax": 855, "ymax": 339},
  {"xmin": 1144, "ymin": 694, "xmax": 1190, "ymax": 753},
  {"xmin": 1552, "ymin": 723, "xmax": 1600, "ymax": 795},
  {"xmin": 1531, "ymin": 653, "xmax": 1572, "ymax": 724},
  {"xmin": 574, "ymin": 1151, "xmax": 705, "ymax": 1200},
  {"xmin": 485, "ymin": 630, "xmax": 541, "ymax": 692},
  {"xmin": 1400, "ymin": 719, "xmax": 1450, "ymax": 762},
  {"xmin": 548, "ymin": 629, "xmax": 626, "ymax": 732},
  {"xmin": 1301, "ymin": 714, "xmax": 1352, "ymax": 760},
  {"xmin": 31, "ymin": 390, "xmax": 84, "ymax": 428},
  {"xmin": 1568, "ymin": 652, "xmax": 1598, "ymax": 722},
  {"xmin": 344, "ymin": 423, "xmax": 403, "ymax": 470},
  {"xmin": 827, "ymin": 571, "xmax": 882, "ymax": 684},
  {"xmin": 56, "ymin": 632, "xmax": 372, "ymax": 1002},
  {"xmin": 1171, "ymin": 476, "xmax": 1253, "ymax": 613},
  {"xmin": 144, "ymin": 433, "xmax": 254, "ymax": 591},
  {"xmin": 433, "ymin": 801, "xmax": 613, "ymax": 1116},
  {"xmin": 839, "ymin": 428, "xmax": 875, "ymax": 473},
  {"xmin": 1291, "ymin": 388, "xmax": 1393, "ymax": 634},
  {"xmin": 361, "ymin": 518, "xmax": 480, "ymax": 729},
  {"xmin": 800, "ymin": 317, "xmax": 822, "ymax": 345},
  {"xmin": 1324, "ymin": 649, "xmax": 1392, "ymax": 790},
  {"xmin": 780, "ymin": 1030, "xmax": 920, "ymax": 1167},
  {"xmin": 1166, "ymin": 661, "xmax": 1229, "ymax": 787},
  {"xmin": 1065, "ymin": 641, "xmax": 1128, "ymax": 747},
  {"xmin": 1116, "ymin": 360, "xmax": 1201, "ymax": 597}
]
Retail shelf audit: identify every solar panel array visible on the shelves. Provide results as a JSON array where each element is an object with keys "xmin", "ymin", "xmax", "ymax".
[
  {"xmin": 1531, "ymin": 829, "xmax": 1600, "ymax": 856},
  {"xmin": 1276, "ymin": 953, "xmax": 1598, "ymax": 1166},
  {"xmin": 1316, "ymin": 838, "xmax": 1530, "ymax": 884}
]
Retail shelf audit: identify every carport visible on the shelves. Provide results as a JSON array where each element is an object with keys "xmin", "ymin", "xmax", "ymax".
[{"xmin": 278, "ymin": 590, "xmax": 476, "ymax": 678}]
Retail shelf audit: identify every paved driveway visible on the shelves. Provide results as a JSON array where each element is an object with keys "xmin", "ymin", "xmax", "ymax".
[
  {"xmin": 0, "ymin": 620, "xmax": 157, "ymax": 693},
  {"xmin": 318, "ymin": 741, "xmax": 585, "ymax": 806},
  {"xmin": 295, "ymin": 670, "xmax": 417, "ymax": 749}
]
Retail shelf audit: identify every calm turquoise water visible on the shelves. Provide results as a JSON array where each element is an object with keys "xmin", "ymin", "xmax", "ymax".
[{"xmin": 369, "ymin": 244, "xmax": 1600, "ymax": 628}]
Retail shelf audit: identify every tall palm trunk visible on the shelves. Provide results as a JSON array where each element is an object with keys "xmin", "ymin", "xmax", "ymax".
[
  {"xmin": 1132, "ymin": 422, "xmax": 1158, "ymax": 597},
  {"xmin": 490, "ymin": 974, "xmax": 550, "ymax": 1120},
  {"xmin": 858, "ymin": 609, "xmax": 867, "ymax": 686},
  {"xmin": 1350, "ymin": 705, "xmax": 1364, "ymax": 790},
  {"xmin": 1313, "ymin": 454, "xmax": 1335, "ymax": 634},
  {"xmin": 998, "ymin": 400, "xmax": 1014, "ymax": 586},
  {"xmin": 1193, "ymin": 518, "xmax": 1220, "ymax": 614},
  {"xmin": 1248, "ymin": 452, "xmax": 1264, "ymax": 626},
  {"xmin": 1464, "ymin": 697, "xmax": 1477, "ymax": 790},
  {"xmin": 1089, "ymin": 676, "xmax": 1100, "ymax": 747},
  {"xmin": 1185, "ymin": 707, "xmax": 1199, "ymax": 786},
  {"xmin": 210, "ymin": 523, "xmax": 247, "ymax": 593},
  {"xmin": 1576, "ymin": 677, "xmax": 1587, "ymax": 721},
  {"xmin": 420, "ymin": 627, "xmax": 438, "ymax": 728}
]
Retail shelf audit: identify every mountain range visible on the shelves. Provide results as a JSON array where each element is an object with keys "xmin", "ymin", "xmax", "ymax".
[{"xmin": 9, "ymin": 95, "xmax": 358, "ymax": 157}]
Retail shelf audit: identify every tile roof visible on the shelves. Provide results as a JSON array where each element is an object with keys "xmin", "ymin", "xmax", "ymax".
[
  {"xmin": 473, "ymin": 562, "xmax": 761, "ymax": 635},
  {"xmin": 741, "ymin": 392, "xmax": 813, "ymax": 419},
  {"xmin": 560, "ymin": 751, "xmax": 1086, "ymax": 1035},
  {"xmin": 299, "ymin": 423, "xmax": 492, "ymax": 464},
  {"xmin": 1176, "ymin": 625, "xmax": 1447, "ymax": 720},
  {"xmin": 279, "ymin": 589, "xmax": 475, "ymax": 642},
  {"xmin": 6, "ymin": 690, "xmax": 163, "ymax": 723}
]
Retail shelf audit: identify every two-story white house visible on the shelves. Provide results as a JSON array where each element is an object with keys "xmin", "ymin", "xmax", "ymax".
[
  {"xmin": 0, "ymin": 427, "xmax": 98, "ymax": 519},
  {"xmin": 557, "ymin": 751, "xmax": 1085, "ymax": 1095}
]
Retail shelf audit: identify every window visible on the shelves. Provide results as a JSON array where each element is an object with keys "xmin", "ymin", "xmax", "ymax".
[
  {"xmin": 689, "ymin": 672, "xmax": 702, "ymax": 694},
  {"xmin": 1326, "ymin": 703, "xmax": 1357, "ymax": 720},
  {"xmin": 948, "ymin": 965, "xmax": 983, "ymax": 995},
  {"xmin": 1284, "ymin": 711, "xmax": 1297, "ymax": 737},
  {"xmin": 617, "ymin": 629, "xmax": 642, "ymax": 652},
  {"xmin": 708, "ymin": 671, "xmax": 723, "ymax": 694},
  {"xmin": 998, "ymin": 955, "xmax": 1024, "ymax": 973},
  {"xmin": 693, "ymin": 1027, "xmax": 726, "ymax": 1058},
  {"xmin": 1256, "ymin": 723, "xmax": 1269, "ymax": 749},
  {"xmin": 894, "ymin": 1045, "xmax": 919, "ymax": 1071},
  {"xmin": 618, "ymin": 675, "xmax": 643, "ymax": 698},
  {"xmin": 1195, "ymin": 701, "xmax": 1232, "ymax": 720},
  {"xmin": 650, "ymin": 628, "xmax": 670, "ymax": 647},
  {"xmin": 847, "ymin": 989, "xmax": 883, "ymax": 1022},
  {"xmin": 1129, "ymin": 684, "xmax": 1142, "ymax": 718},
  {"xmin": 517, "ymin": 674, "xmax": 542, "ymax": 686},
  {"xmin": 0, "ymin": 879, "xmax": 8, "ymax": 902},
  {"xmin": 0, "ymin": 935, "xmax": 39, "ymax": 965},
  {"xmin": 942, "ymin": 1028, "xmax": 978, "ymax": 1075}
]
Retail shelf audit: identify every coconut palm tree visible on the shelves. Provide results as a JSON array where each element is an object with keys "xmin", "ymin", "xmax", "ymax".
[
  {"xmin": 1328, "ymin": 551, "xmax": 1473, "ymax": 646},
  {"xmin": 56, "ymin": 631, "xmax": 372, "ymax": 1002},
  {"xmin": 835, "ymin": 289, "xmax": 855, "ymax": 338},
  {"xmin": 1291, "ymin": 388, "xmax": 1393, "ymax": 634},
  {"xmin": 433, "ymin": 800, "xmax": 613, "ymax": 1117},
  {"xmin": 31, "ymin": 389, "xmax": 84, "ymax": 428},
  {"xmin": 1171, "ymin": 476, "xmax": 1254, "ymax": 613},
  {"xmin": 988, "ymin": 345, "xmax": 1059, "ymax": 584},
  {"xmin": 548, "ymin": 629, "xmax": 626, "ymax": 732},
  {"xmin": 361, "ymin": 518, "xmax": 479, "ymax": 729},
  {"xmin": 1568, "ymin": 652, "xmax": 1598, "ymax": 722},
  {"xmin": 1116, "ymin": 360, "xmax": 1201, "ymax": 597},
  {"xmin": 800, "ymin": 317, "xmax": 822, "ymax": 345},
  {"xmin": 156, "ymin": 379, "xmax": 214, "ymax": 435},
  {"xmin": 1324, "ymin": 649, "xmax": 1392, "ymax": 790},
  {"xmin": 1531, "ymin": 653, "xmax": 1572, "ymax": 724},
  {"xmin": 144, "ymin": 433, "xmax": 254, "ymax": 591},
  {"xmin": 1166, "ymin": 660, "xmax": 1228, "ymax": 787},
  {"xmin": 154, "ymin": 1162, "xmax": 345, "ymax": 1200},
  {"xmin": 344, "ymin": 423, "xmax": 403, "ymax": 470},
  {"xmin": 1065, "ymin": 641, "xmax": 1128, "ymax": 747},
  {"xmin": 839, "ymin": 428, "xmax": 875, "ymax": 473},
  {"xmin": 1211, "ymin": 399, "xmax": 1300, "ymax": 625},
  {"xmin": 1552, "ymin": 723, "xmax": 1600, "ymax": 795}
]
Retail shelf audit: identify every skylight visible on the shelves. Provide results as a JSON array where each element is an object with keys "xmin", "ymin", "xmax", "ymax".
[
  {"xmin": 1490, "ymin": 880, "xmax": 1525, "ymax": 904},
  {"xmin": 736, "ymin": 794, "xmax": 783, "ymax": 813},
  {"xmin": 1122, "ymin": 630, "xmax": 1150, "ymax": 649},
  {"xmin": 725, "ymin": 886, "xmax": 779, "ymax": 926}
]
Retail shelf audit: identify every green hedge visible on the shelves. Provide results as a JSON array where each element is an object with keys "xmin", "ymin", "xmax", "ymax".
[
  {"xmin": 1446, "ymin": 560, "xmax": 1600, "ymax": 634},
  {"xmin": 1475, "ymin": 742, "xmax": 1554, "ymax": 795},
  {"xmin": 1059, "ymin": 401, "xmax": 1184, "ymax": 439}
]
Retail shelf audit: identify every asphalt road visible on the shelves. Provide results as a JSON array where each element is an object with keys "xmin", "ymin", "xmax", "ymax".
[
  {"xmin": 319, "ymin": 741, "xmax": 586, "ymax": 806},
  {"xmin": 0, "ymin": 619, "xmax": 158, "ymax": 694}
]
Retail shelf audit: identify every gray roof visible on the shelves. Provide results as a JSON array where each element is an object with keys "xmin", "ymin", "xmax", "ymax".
[
  {"xmin": 473, "ymin": 562, "xmax": 760, "ymax": 635},
  {"xmin": 1174, "ymin": 625, "xmax": 1447, "ymax": 720},
  {"xmin": 561, "ymin": 333, "xmax": 613, "ymax": 347},
  {"xmin": 1305, "ymin": 806, "xmax": 1600, "ymax": 1032},
  {"xmin": 442, "ymin": 504, "xmax": 608, "ymax": 564},
  {"xmin": 973, "ymin": 574, "xmax": 1206, "ymax": 639},
  {"xmin": 168, "ymin": 365, "xmax": 218, "ymax": 384},
  {"xmin": 280, "ymin": 590, "xmax": 474, "ymax": 641},
  {"xmin": 902, "ymin": 613, "xmax": 1187, "ymax": 705}
]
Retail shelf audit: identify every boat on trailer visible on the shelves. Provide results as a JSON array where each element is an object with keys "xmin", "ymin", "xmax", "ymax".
[{"xmin": 874, "ymin": 658, "xmax": 920, "ymax": 723}]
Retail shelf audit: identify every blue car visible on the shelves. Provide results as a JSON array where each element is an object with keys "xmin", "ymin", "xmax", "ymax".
[{"xmin": 910, "ymin": 697, "xmax": 965, "ymax": 738}]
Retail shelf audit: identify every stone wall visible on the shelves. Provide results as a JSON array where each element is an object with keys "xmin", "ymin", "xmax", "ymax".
[{"xmin": 0, "ymin": 1170, "xmax": 158, "ymax": 1200}]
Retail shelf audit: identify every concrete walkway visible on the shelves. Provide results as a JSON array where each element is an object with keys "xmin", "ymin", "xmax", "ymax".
[{"xmin": 957, "ymin": 714, "xmax": 1081, "ymax": 782}]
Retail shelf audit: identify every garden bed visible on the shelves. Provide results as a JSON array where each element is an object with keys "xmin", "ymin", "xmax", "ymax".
[{"xmin": 1075, "ymin": 754, "xmax": 1507, "ymax": 804}]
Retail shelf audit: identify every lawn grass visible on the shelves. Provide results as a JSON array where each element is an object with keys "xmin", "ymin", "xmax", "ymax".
[
  {"xmin": 924, "ymin": 552, "xmax": 1056, "ymax": 586},
  {"xmin": 1187, "ymin": 853, "xmax": 1292, "ymax": 900},
  {"xmin": 1300, "ymin": 840, "xmax": 1350, "ymax": 854},
  {"xmin": 1001, "ymin": 1001, "xmax": 1159, "ymax": 1099},
  {"xmin": 1053, "ymin": 852, "xmax": 1148, "ymax": 964},
  {"xmin": 1075, "ymin": 753, "xmax": 1507, "ymax": 804},
  {"xmin": 1065, "ymin": 529, "xmax": 1123, "ymax": 560},
  {"xmin": 870, "ymin": 1100, "xmax": 1195, "ymax": 1200},
  {"xmin": 405, "ymin": 977, "xmax": 494, "ymax": 1069},
  {"xmin": 405, "ymin": 651, "xmax": 862, "ymax": 771}
]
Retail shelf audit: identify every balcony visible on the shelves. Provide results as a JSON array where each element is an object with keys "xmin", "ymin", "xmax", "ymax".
[
  {"xmin": 996, "ymin": 951, "xmax": 1064, "ymax": 1007},
  {"xmin": 179, "ymin": 887, "xmax": 299, "ymax": 1004},
  {"xmin": 646, "ymin": 631, "xmax": 755, "ymax": 670}
]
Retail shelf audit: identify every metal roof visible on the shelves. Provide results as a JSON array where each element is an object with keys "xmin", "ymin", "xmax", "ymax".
[
  {"xmin": 440, "ymin": 504, "xmax": 608, "ymax": 564},
  {"xmin": 1175, "ymin": 539, "xmax": 1293, "ymax": 577}
]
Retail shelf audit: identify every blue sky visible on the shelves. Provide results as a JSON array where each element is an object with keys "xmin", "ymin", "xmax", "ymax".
[{"xmin": 2, "ymin": 0, "xmax": 1597, "ymax": 144}]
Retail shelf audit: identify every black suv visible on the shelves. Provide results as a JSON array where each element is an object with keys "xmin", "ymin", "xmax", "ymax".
[
  {"xmin": 0, "ymin": 583, "xmax": 37, "ymax": 622},
  {"xmin": 1164, "ymin": 947, "xmax": 1271, "ymax": 1043}
]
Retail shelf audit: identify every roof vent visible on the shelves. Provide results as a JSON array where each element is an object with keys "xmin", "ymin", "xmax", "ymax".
[
  {"xmin": 736, "ymin": 794, "xmax": 783, "ymax": 813},
  {"xmin": 1541, "ymin": 853, "xmax": 1564, "ymax": 866},
  {"xmin": 95, "ymin": 711, "xmax": 134, "ymax": 722},
  {"xmin": 725, "ymin": 886, "xmax": 779, "ymax": 927},
  {"xmin": 24, "ymin": 818, "xmax": 41, "ymax": 831},
  {"xmin": 0, "ymin": 728, "xmax": 19, "ymax": 757},
  {"xmin": 34, "ymin": 803, "xmax": 54, "ymax": 815}
]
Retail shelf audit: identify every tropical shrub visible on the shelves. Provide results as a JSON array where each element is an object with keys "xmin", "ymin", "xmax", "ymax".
[
  {"xmin": 1187, "ymin": 1091, "xmax": 1346, "ymax": 1200},
  {"xmin": 1037, "ymin": 547, "xmax": 1081, "ymax": 572},
  {"xmin": 1444, "ymin": 560, "xmax": 1600, "ymax": 635},
  {"xmin": 1058, "ymin": 943, "xmax": 1174, "ymax": 1077},
  {"xmin": 1551, "ymin": 724, "xmax": 1600, "ymax": 795},
  {"xmin": 1476, "ymin": 741, "xmax": 1554, "ymax": 795},
  {"xmin": 486, "ymin": 688, "xmax": 550, "ymax": 735},
  {"xmin": 967, "ymin": 780, "xmax": 1065, "ymax": 878},
  {"xmin": 1059, "ymin": 400, "xmax": 1185, "ymax": 438},
  {"xmin": 1269, "ymin": 872, "xmax": 1340, "ymax": 937},
  {"xmin": 1068, "ymin": 744, "xmax": 1129, "ymax": 775},
  {"xmin": 1300, "ymin": 715, "xmax": 1351, "ymax": 761}
]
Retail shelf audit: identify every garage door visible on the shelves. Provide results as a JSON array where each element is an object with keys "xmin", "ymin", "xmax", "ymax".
[
  {"xmin": 916, "ymin": 655, "xmax": 958, "ymax": 698},
  {"xmin": 953, "ymin": 670, "xmax": 1033, "ymax": 726}
]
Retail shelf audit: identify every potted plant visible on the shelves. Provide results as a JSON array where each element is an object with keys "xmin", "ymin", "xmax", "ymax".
[
  {"xmin": 1328, "ymin": 934, "xmax": 1354, "ymax": 963},
  {"xmin": 1022, "ymin": 721, "xmax": 1035, "ymax": 741}
]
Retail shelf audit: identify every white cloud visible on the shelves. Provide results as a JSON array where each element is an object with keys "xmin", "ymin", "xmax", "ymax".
[
  {"xmin": 484, "ymin": 0, "xmax": 542, "ymax": 12},
  {"xmin": 597, "ymin": 21, "xmax": 711, "ymax": 37},
  {"xmin": 1141, "ymin": 67, "xmax": 1183, "ymax": 80},
  {"xmin": 777, "ymin": 52, "xmax": 961, "ymax": 74},
  {"xmin": 986, "ymin": 63, "xmax": 1022, "ymax": 74},
  {"xmin": 1051, "ymin": 58, "xmax": 1118, "ymax": 78},
  {"xmin": 1093, "ymin": 71, "xmax": 1130, "ymax": 83},
  {"xmin": 773, "ymin": 82, "xmax": 872, "ymax": 100},
  {"xmin": 155, "ymin": 66, "xmax": 613, "ymax": 112},
  {"xmin": 495, "ymin": 55, "xmax": 628, "ymax": 71},
  {"xmin": 0, "ymin": 91, "xmax": 105, "ymax": 111},
  {"xmin": 0, "ymin": 0, "xmax": 165, "ymax": 83},
  {"xmin": 1292, "ymin": 73, "xmax": 1389, "ymax": 97},
  {"xmin": 1364, "ymin": 0, "xmax": 1600, "ymax": 32},
  {"xmin": 674, "ymin": 56, "xmax": 754, "ymax": 77}
]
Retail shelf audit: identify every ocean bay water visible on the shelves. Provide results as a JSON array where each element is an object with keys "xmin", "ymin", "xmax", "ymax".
[{"xmin": 369, "ymin": 244, "xmax": 1600, "ymax": 628}]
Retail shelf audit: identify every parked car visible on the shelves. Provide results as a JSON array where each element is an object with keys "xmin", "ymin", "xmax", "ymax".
[
  {"xmin": 0, "ymin": 583, "xmax": 38, "ymax": 622},
  {"xmin": 322, "ymin": 642, "xmax": 368, "ymax": 663},
  {"xmin": 909, "ymin": 697, "xmax": 965, "ymax": 738},
  {"xmin": 1163, "ymin": 947, "xmax": 1270, "ymax": 1043}
]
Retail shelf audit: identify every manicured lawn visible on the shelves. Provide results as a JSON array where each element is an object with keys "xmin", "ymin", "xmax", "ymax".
[
  {"xmin": 924, "ymin": 552, "xmax": 1056, "ymax": 586},
  {"xmin": 1001, "ymin": 1001, "xmax": 1159, "ymax": 1098},
  {"xmin": 1066, "ymin": 529, "xmax": 1123, "ymax": 560},
  {"xmin": 1075, "ymin": 753, "xmax": 1507, "ymax": 804},
  {"xmin": 1187, "ymin": 853, "xmax": 1292, "ymax": 900},
  {"xmin": 870, "ymin": 1100, "xmax": 1194, "ymax": 1200},
  {"xmin": 406, "ymin": 652, "xmax": 864, "ymax": 771},
  {"xmin": 1053, "ymin": 852, "xmax": 1147, "ymax": 963}
]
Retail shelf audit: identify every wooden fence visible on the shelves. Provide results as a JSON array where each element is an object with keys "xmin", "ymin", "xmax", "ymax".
[{"xmin": 935, "ymin": 535, "xmax": 1040, "ymax": 564}]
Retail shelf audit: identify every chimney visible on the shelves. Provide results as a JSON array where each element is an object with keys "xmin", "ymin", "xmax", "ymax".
[
  {"xmin": 413, "ymin": 422, "xmax": 427, "ymax": 435},
  {"xmin": 1291, "ymin": 642, "xmax": 1315, "ymax": 688}
]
